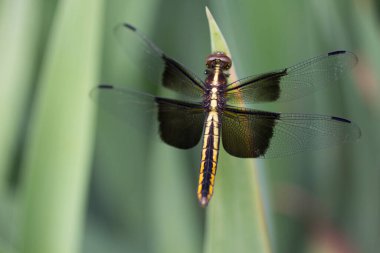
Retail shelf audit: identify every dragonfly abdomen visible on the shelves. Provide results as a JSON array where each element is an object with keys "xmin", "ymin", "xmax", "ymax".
[{"xmin": 197, "ymin": 111, "xmax": 221, "ymax": 206}]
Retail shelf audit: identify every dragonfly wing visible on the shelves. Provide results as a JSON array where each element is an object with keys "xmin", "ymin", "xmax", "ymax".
[
  {"xmin": 221, "ymin": 105, "xmax": 361, "ymax": 158},
  {"xmin": 115, "ymin": 23, "xmax": 205, "ymax": 100},
  {"xmin": 155, "ymin": 97, "xmax": 205, "ymax": 149},
  {"xmin": 225, "ymin": 51, "xmax": 358, "ymax": 105},
  {"xmin": 91, "ymin": 84, "xmax": 205, "ymax": 149}
]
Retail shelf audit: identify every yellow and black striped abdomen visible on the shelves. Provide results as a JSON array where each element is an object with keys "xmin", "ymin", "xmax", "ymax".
[{"xmin": 198, "ymin": 111, "xmax": 220, "ymax": 206}]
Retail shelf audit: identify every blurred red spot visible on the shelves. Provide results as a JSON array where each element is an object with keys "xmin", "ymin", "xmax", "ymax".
[{"xmin": 353, "ymin": 54, "xmax": 379, "ymax": 106}]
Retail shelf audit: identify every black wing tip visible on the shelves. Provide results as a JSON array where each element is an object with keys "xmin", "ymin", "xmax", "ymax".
[
  {"xmin": 98, "ymin": 84, "xmax": 114, "ymax": 89},
  {"xmin": 331, "ymin": 116, "xmax": 351, "ymax": 123},
  {"xmin": 330, "ymin": 116, "xmax": 362, "ymax": 138},
  {"xmin": 328, "ymin": 50, "xmax": 347, "ymax": 56},
  {"xmin": 123, "ymin": 23, "xmax": 137, "ymax": 31},
  {"xmin": 328, "ymin": 50, "xmax": 359, "ymax": 65}
]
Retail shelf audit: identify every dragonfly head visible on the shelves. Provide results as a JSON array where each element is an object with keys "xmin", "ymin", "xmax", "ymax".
[{"xmin": 206, "ymin": 52, "xmax": 232, "ymax": 71}]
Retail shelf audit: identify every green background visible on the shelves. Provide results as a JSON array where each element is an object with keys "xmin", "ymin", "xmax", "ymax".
[{"xmin": 0, "ymin": 0, "xmax": 379, "ymax": 253}]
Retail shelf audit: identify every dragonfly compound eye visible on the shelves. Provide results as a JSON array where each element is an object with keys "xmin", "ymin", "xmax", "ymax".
[{"xmin": 206, "ymin": 52, "xmax": 232, "ymax": 70}]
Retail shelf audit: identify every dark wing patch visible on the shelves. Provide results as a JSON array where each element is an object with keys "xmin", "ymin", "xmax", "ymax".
[
  {"xmin": 221, "ymin": 108, "xmax": 279, "ymax": 158},
  {"xmin": 162, "ymin": 56, "xmax": 205, "ymax": 99},
  {"xmin": 225, "ymin": 70, "xmax": 286, "ymax": 104},
  {"xmin": 155, "ymin": 97, "xmax": 205, "ymax": 149},
  {"xmin": 221, "ymin": 106, "xmax": 361, "ymax": 158},
  {"xmin": 225, "ymin": 51, "xmax": 358, "ymax": 105}
]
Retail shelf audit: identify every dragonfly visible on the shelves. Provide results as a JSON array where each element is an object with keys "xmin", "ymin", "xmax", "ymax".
[{"xmin": 91, "ymin": 23, "xmax": 361, "ymax": 207}]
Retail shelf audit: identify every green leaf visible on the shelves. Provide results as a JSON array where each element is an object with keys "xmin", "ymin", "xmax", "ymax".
[
  {"xmin": 203, "ymin": 7, "xmax": 273, "ymax": 253},
  {"xmin": 0, "ymin": 0, "xmax": 43, "ymax": 194},
  {"xmin": 19, "ymin": 0, "xmax": 103, "ymax": 252}
]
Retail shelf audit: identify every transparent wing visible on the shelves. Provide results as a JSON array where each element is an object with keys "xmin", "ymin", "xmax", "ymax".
[
  {"xmin": 221, "ymin": 106, "xmax": 361, "ymax": 158},
  {"xmin": 114, "ymin": 23, "xmax": 205, "ymax": 100},
  {"xmin": 225, "ymin": 51, "xmax": 358, "ymax": 105},
  {"xmin": 91, "ymin": 84, "xmax": 205, "ymax": 149}
]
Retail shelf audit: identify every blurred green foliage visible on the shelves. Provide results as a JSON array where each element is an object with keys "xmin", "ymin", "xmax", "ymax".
[{"xmin": 0, "ymin": 0, "xmax": 379, "ymax": 253}]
